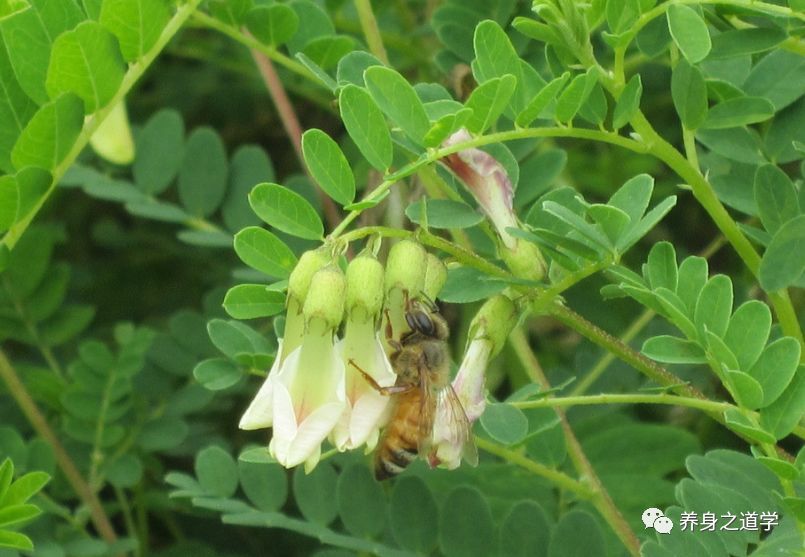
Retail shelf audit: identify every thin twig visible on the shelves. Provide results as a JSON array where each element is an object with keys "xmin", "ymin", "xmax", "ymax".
[{"xmin": 0, "ymin": 350, "xmax": 119, "ymax": 545}]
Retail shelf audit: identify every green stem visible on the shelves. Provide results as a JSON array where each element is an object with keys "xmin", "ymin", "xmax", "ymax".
[
  {"xmin": 191, "ymin": 11, "xmax": 313, "ymax": 80},
  {"xmin": 1, "ymin": 0, "xmax": 204, "ymax": 252},
  {"xmin": 474, "ymin": 437, "xmax": 592, "ymax": 498},
  {"xmin": 508, "ymin": 328, "xmax": 641, "ymax": 556},
  {"xmin": 512, "ymin": 392, "xmax": 733, "ymax": 414},
  {"xmin": 353, "ymin": 0, "xmax": 389, "ymax": 64},
  {"xmin": 0, "ymin": 350, "xmax": 120, "ymax": 546}
]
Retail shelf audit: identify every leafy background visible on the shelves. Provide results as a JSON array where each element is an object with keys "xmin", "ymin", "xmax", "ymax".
[{"xmin": 0, "ymin": 0, "xmax": 804, "ymax": 556}]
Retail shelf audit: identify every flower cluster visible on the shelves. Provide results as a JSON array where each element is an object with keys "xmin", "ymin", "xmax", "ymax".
[{"xmin": 239, "ymin": 240, "xmax": 516, "ymax": 472}]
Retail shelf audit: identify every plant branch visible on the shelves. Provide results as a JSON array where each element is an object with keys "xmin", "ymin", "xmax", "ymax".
[
  {"xmin": 247, "ymin": 42, "xmax": 341, "ymax": 230},
  {"xmin": 512, "ymin": 392, "xmax": 733, "ymax": 414},
  {"xmin": 1, "ymin": 0, "xmax": 204, "ymax": 252},
  {"xmin": 0, "ymin": 349, "xmax": 119, "ymax": 545},
  {"xmin": 474, "ymin": 437, "xmax": 593, "ymax": 497},
  {"xmin": 353, "ymin": 0, "xmax": 389, "ymax": 64},
  {"xmin": 508, "ymin": 328, "xmax": 641, "ymax": 556}
]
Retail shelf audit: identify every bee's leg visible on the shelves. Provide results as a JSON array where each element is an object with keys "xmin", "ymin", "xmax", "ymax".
[
  {"xmin": 348, "ymin": 359, "xmax": 413, "ymax": 396},
  {"xmin": 384, "ymin": 309, "xmax": 402, "ymax": 352}
]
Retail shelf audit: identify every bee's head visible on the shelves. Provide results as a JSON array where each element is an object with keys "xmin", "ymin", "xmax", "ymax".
[{"xmin": 405, "ymin": 297, "xmax": 449, "ymax": 340}]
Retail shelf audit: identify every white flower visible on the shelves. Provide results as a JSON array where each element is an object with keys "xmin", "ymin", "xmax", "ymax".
[
  {"xmin": 332, "ymin": 321, "xmax": 396, "ymax": 451},
  {"xmin": 268, "ymin": 321, "xmax": 346, "ymax": 469}
]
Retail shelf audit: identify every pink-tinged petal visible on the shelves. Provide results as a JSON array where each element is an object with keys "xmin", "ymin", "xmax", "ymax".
[
  {"xmin": 443, "ymin": 129, "xmax": 518, "ymax": 249},
  {"xmin": 239, "ymin": 340, "xmax": 285, "ymax": 430},
  {"xmin": 452, "ymin": 339, "xmax": 492, "ymax": 423},
  {"xmin": 283, "ymin": 401, "xmax": 346, "ymax": 467}
]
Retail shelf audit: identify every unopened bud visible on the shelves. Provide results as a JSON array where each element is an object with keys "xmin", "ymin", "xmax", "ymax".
[
  {"xmin": 469, "ymin": 294, "xmax": 517, "ymax": 357},
  {"xmin": 288, "ymin": 249, "xmax": 330, "ymax": 304},
  {"xmin": 501, "ymin": 239, "xmax": 546, "ymax": 282},
  {"xmin": 423, "ymin": 254, "xmax": 447, "ymax": 301},
  {"xmin": 384, "ymin": 239, "xmax": 427, "ymax": 297},
  {"xmin": 346, "ymin": 255, "xmax": 385, "ymax": 320},
  {"xmin": 303, "ymin": 265, "xmax": 346, "ymax": 330}
]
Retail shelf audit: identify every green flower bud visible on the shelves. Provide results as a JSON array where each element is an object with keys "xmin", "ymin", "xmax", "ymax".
[
  {"xmin": 469, "ymin": 294, "xmax": 517, "ymax": 357},
  {"xmin": 346, "ymin": 255, "xmax": 385, "ymax": 321},
  {"xmin": 303, "ymin": 265, "xmax": 346, "ymax": 331},
  {"xmin": 384, "ymin": 239, "xmax": 427, "ymax": 297},
  {"xmin": 422, "ymin": 254, "xmax": 447, "ymax": 301},
  {"xmin": 501, "ymin": 239, "xmax": 547, "ymax": 282},
  {"xmin": 288, "ymin": 249, "xmax": 330, "ymax": 304}
]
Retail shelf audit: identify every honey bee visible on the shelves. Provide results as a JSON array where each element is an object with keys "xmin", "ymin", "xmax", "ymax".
[{"xmin": 351, "ymin": 297, "xmax": 478, "ymax": 480}]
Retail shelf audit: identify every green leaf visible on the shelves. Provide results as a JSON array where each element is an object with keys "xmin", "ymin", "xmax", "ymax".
[
  {"xmin": 754, "ymin": 164, "xmax": 799, "ymax": 236},
  {"xmin": 439, "ymin": 486, "xmax": 495, "ymax": 557},
  {"xmin": 133, "ymin": 109, "xmax": 184, "ymax": 195},
  {"xmin": 234, "ymin": 227, "xmax": 297, "ymax": 279},
  {"xmin": 748, "ymin": 337, "xmax": 800, "ymax": 407},
  {"xmin": 11, "ymin": 93, "xmax": 83, "ymax": 170},
  {"xmin": 223, "ymin": 145, "xmax": 274, "ymax": 231},
  {"xmin": 694, "ymin": 275, "xmax": 732, "ymax": 339},
  {"xmin": 646, "ymin": 241, "xmax": 678, "ymax": 291},
  {"xmin": 0, "ymin": 0, "xmax": 85, "ymax": 104},
  {"xmin": 336, "ymin": 464, "xmax": 385, "ymax": 537},
  {"xmin": 336, "ymin": 51, "xmax": 382, "ymax": 87},
  {"xmin": 515, "ymin": 72, "xmax": 570, "ymax": 127},
  {"xmin": 223, "ymin": 284, "xmax": 285, "ymax": 319},
  {"xmin": 178, "ymin": 127, "xmax": 228, "ymax": 217},
  {"xmin": 338, "ymin": 84, "xmax": 391, "ymax": 171},
  {"xmin": 238, "ymin": 459, "xmax": 287, "ymax": 512},
  {"xmin": 208, "ymin": 0, "xmax": 251, "ymax": 25},
  {"xmin": 676, "ymin": 256, "xmax": 708, "ymax": 314},
  {"xmin": 724, "ymin": 301, "xmax": 771, "ymax": 371},
  {"xmin": 555, "ymin": 69, "xmax": 598, "ymax": 123},
  {"xmin": 99, "ymin": 0, "xmax": 170, "ymax": 61},
  {"xmin": 138, "ymin": 417, "xmax": 188, "ymax": 451},
  {"xmin": 193, "ymin": 358, "xmax": 241, "ymax": 391},
  {"xmin": 671, "ymin": 59, "xmax": 708, "ymax": 129},
  {"xmin": 390, "ymin": 476, "xmax": 438, "ymax": 552},
  {"xmin": 642, "ymin": 335, "xmax": 706, "ymax": 364},
  {"xmin": 423, "ymin": 107, "xmax": 472, "ymax": 148},
  {"xmin": 667, "ymin": 5, "xmax": 711, "ymax": 63},
  {"xmin": 1, "ymin": 471, "xmax": 49, "ymax": 505},
  {"xmin": 701, "ymin": 97, "xmax": 775, "ymax": 130},
  {"xmin": 723, "ymin": 408, "xmax": 775, "ymax": 444},
  {"xmin": 295, "ymin": 52, "xmax": 337, "ymax": 93},
  {"xmin": 301, "ymin": 129, "xmax": 355, "ymax": 206},
  {"xmin": 758, "ymin": 215, "xmax": 805, "ymax": 291},
  {"xmin": 612, "ymin": 74, "xmax": 642, "ymax": 129},
  {"xmin": 293, "ymin": 461, "xmax": 338, "ymax": 526},
  {"xmin": 364, "ymin": 66, "xmax": 430, "ymax": 146},
  {"xmin": 405, "ymin": 199, "xmax": 483, "ymax": 229},
  {"xmin": 743, "ymin": 50, "xmax": 805, "ymax": 112},
  {"xmin": 105, "ymin": 454, "xmax": 142, "ymax": 488},
  {"xmin": 0, "ymin": 39, "xmax": 36, "ymax": 173},
  {"xmin": 760, "ymin": 367, "xmax": 805, "ymax": 439},
  {"xmin": 473, "ymin": 19, "xmax": 544, "ymax": 116},
  {"xmin": 439, "ymin": 266, "xmax": 506, "ymax": 303},
  {"xmin": 125, "ymin": 199, "xmax": 189, "ymax": 223},
  {"xmin": 41, "ymin": 304, "xmax": 95, "ymax": 346},
  {"xmin": 301, "ymin": 35, "xmax": 355, "ymax": 70},
  {"xmin": 709, "ymin": 28, "xmax": 787, "ymax": 60},
  {"xmin": 207, "ymin": 319, "xmax": 273, "ymax": 360},
  {"xmin": 578, "ymin": 84, "xmax": 607, "ymax": 126},
  {"xmin": 548, "ymin": 510, "xmax": 605, "ymax": 557},
  {"xmin": 245, "ymin": 4, "xmax": 298, "ymax": 47},
  {"xmin": 725, "ymin": 369, "xmax": 764, "ymax": 409},
  {"xmin": 479, "ymin": 403, "xmax": 528, "ymax": 445},
  {"xmin": 587, "ymin": 205, "xmax": 629, "ymax": 246},
  {"xmin": 464, "ymin": 74, "xmax": 515, "ymax": 133},
  {"xmin": 500, "ymin": 501, "xmax": 550, "ymax": 557},
  {"xmin": 756, "ymin": 456, "xmax": 799, "ymax": 480},
  {"xmin": 46, "ymin": 21, "xmax": 125, "ymax": 113},
  {"xmin": 606, "ymin": 0, "xmax": 640, "ymax": 34},
  {"xmin": 0, "ymin": 176, "xmax": 18, "ymax": 232},
  {"xmin": 0, "ymin": 530, "xmax": 33, "ymax": 551},
  {"xmin": 249, "ymin": 182, "xmax": 323, "ymax": 240},
  {"xmin": 195, "ymin": 446, "xmax": 238, "ymax": 498}
]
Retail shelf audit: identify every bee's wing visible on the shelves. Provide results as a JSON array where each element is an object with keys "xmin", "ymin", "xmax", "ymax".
[
  {"xmin": 439, "ymin": 385, "xmax": 479, "ymax": 466},
  {"xmin": 416, "ymin": 368, "xmax": 437, "ymax": 459}
]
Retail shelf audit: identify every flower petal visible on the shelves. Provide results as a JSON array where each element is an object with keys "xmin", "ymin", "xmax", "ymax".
[{"xmin": 239, "ymin": 340, "xmax": 285, "ymax": 430}]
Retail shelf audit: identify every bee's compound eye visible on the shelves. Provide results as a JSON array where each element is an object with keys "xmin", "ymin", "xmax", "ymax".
[{"xmin": 408, "ymin": 311, "xmax": 435, "ymax": 336}]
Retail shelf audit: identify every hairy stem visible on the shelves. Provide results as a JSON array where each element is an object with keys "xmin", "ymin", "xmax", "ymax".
[
  {"xmin": 509, "ymin": 328, "xmax": 641, "ymax": 556},
  {"xmin": 513, "ymin": 392, "xmax": 733, "ymax": 414},
  {"xmin": 0, "ymin": 350, "xmax": 119, "ymax": 545}
]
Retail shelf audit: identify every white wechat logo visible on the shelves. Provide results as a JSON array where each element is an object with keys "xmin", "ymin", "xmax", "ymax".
[{"xmin": 642, "ymin": 507, "xmax": 674, "ymax": 534}]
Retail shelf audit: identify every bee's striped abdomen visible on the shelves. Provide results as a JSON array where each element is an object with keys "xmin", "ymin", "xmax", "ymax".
[{"xmin": 374, "ymin": 392, "xmax": 421, "ymax": 480}]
